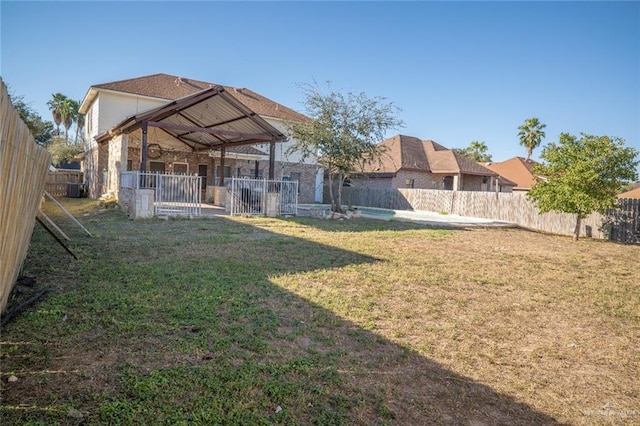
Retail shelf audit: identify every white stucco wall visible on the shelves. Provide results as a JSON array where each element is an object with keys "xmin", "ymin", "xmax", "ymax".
[
  {"xmin": 84, "ymin": 91, "xmax": 167, "ymax": 144},
  {"xmin": 254, "ymin": 117, "xmax": 319, "ymax": 165}
]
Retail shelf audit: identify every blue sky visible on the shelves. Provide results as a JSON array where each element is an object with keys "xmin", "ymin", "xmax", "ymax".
[{"xmin": 2, "ymin": 1, "xmax": 639, "ymax": 165}]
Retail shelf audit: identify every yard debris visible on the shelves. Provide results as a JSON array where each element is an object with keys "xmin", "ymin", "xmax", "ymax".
[
  {"xmin": 35, "ymin": 217, "xmax": 78, "ymax": 260},
  {"xmin": 8, "ymin": 375, "xmax": 18, "ymax": 382},
  {"xmin": 67, "ymin": 408, "xmax": 84, "ymax": 419},
  {"xmin": 324, "ymin": 211, "xmax": 360, "ymax": 220},
  {"xmin": 275, "ymin": 406, "xmax": 282, "ymax": 414},
  {"xmin": 1, "ymin": 286, "xmax": 50, "ymax": 327}
]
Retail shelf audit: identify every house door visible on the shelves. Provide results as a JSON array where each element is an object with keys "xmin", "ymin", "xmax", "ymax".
[
  {"xmin": 148, "ymin": 161, "xmax": 165, "ymax": 187},
  {"xmin": 198, "ymin": 164, "xmax": 207, "ymax": 190}
]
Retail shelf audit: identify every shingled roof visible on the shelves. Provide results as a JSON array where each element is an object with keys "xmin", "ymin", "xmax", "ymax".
[
  {"xmin": 365, "ymin": 135, "xmax": 499, "ymax": 177},
  {"xmin": 483, "ymin": 156, "xmax": 540, "ymax": 190},
  {"xmin": 82, "ymin": 73, "xmax": 308, "ymax": 122},
  {"xmin": 618, "ymin": 186, "xmax": 640, "ymax": 198}
]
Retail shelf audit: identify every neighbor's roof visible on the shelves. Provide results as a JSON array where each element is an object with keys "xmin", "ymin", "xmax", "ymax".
[
  {"xmin": 95, "ymin": 86, "xmax": 286, "ymax": 150},
  {"xmin": 618, "ymin": 186, "xmax": 640, "ymax": 199},
  {"xmin": 364, "ymin": 134, "xmax": 501, "ymax": 177},
  {"xmin": 80, "ymin": 73, "xmax": 308, "ymax": 122},
  {"xmin": 483, "ymin": 156, "xmax": 541, "ymax": 190}
]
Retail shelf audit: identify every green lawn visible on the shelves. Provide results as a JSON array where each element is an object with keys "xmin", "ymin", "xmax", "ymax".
[{"xmin": 1, "ymin": 198, "xmax": 638, "ymax": 425}]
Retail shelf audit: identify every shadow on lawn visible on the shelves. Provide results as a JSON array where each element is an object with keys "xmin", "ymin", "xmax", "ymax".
[
  {"xmin": 284, "ymin": 214, "xmax": 471, "ymax": 234},
  {"xmin": 2, "ymin": 211, "xmax": 559, "ymax": 425}
]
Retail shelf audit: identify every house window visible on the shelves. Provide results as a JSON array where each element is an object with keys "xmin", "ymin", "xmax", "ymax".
[
  {"xmin": 173, "ymin": 162, "xmax": 189, "ymax": 175},
  {"xmin": 215, "ymin": 165, "xmax": 231, "ymax": 178},
  {"xmin": 443, "ymin": 176, "xmax": 454, "ymax": 190},
  {"xmin": 150, "ymin": 161, "xmax": 165, "ymax": 173},
  {"xmin": 405, "ymin": 178, "xmax": 414, "ymax": 188}
]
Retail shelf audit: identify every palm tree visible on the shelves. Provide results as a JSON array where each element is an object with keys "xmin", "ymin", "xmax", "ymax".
[
  {"xmin": 47, "ymin": 93, "xmax": 66, "ymax": 135},
  {"xmin": 518, "ymin": 117, "xmax": 546, "ymax": 160},
  {"xmin": 452, "ymin": 141, "xmax": 492, "ymax": 162},
  {"xmin": 59, "ymin": 98, "xmax": 76, "ymax": 143},
  {"xmin": 74, "ymin": 101, "xmax": 85, "ymax": 144}
]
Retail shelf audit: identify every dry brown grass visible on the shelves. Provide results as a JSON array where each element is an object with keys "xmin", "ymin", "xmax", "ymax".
[
  {"xmin": 1, "ymin": 199, "xmax": 638, "ymax": 425},
  {"xmin": 268, "ymin": 224, "xmax": 640, "ymax": 425}
]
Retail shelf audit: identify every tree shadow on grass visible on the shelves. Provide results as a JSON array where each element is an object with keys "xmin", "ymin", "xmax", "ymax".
[
  {"xmin": 283, "ymin": 215, "xmax": 471, "ymax": 234},
  {"xmin": 2, "ymin": 212, "xmax": 560, "ymax": 425}
]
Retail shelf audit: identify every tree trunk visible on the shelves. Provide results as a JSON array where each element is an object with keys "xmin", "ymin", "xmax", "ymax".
[
  {"xmin": 573, "ymin": 216, "xmax": 581, "ymax": 241},
  {"xmin": 336, "ymin": 173, "xmax": 344, "ymax": 213},
  {"xmin": 328, "ymin": 173, "xmax": 336, "ymax": 212}
]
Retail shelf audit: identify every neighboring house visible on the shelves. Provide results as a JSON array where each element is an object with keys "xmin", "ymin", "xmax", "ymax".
[
  {"xmin": 78, "ymin": 73, "xmax": 323, "ymax": 203},
  {"xmin": 483, "ymin": 156, "xmax": 542, "ymax": 192},
  {"xmin": 617, "ymin": 186, "xmax": 640, "ymax": 198},
  {"xmin": 350, "ymin": 134, "xmax": 515, "ymax": 192}
]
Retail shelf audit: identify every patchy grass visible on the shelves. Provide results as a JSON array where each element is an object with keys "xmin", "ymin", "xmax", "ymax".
[{"xmin": 1, "ymin": 198, "xmax": 638, "ymax": 425}]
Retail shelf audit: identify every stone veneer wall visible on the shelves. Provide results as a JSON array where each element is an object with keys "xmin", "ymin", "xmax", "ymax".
[
  {"xmin": 127, "ymin": 147, "xmax": 319, "ymax": 204},
  {"xmin": 118, "ymin": 187, "xmax": 155, "ymax": 219}
]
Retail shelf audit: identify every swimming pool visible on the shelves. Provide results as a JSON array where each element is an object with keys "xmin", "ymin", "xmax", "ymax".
[{"xmin": 297, "ymin": 204, "xmax": 516, "ymax": 228}]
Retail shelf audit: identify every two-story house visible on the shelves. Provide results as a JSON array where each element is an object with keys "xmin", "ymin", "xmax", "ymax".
[{"xmin": 79, "ymin": 73, "xmax": 323, "ymax": 204}]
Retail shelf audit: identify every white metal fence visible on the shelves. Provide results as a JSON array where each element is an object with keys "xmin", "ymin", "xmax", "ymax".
[
  {"xmin": 229, "ymin": 177, "xmax": 298, "ymax": 216},
  {"xmin": 121, "ymin": 171, "xmax": 202, "ymax": 217}
]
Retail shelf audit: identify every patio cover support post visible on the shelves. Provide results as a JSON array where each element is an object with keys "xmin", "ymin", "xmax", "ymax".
[
  {"xmin": 140, "ymin": 120, "xmax": 148, "ymax": 173},
  {"xmin": 219, "ymin": 148, "xmax": 225, "ymax": 186},
  {"xmin": 269, "ymin": 141, "xmax": 275, "ymax": 179}
]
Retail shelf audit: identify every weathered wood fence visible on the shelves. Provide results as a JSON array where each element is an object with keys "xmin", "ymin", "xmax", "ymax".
[
  {"xmin": 603, "ymin": 198, "xmax": 640, "ymax": 244},
  {"xmin": 45, "ymin": 169, "xmax": 84, "ymax": 197},
  {"xmin": 330, "ymin": 186, "xmax": 639, "ymax": 243},
  {"xmin": 0, "ymin": 78, "xmax": 52, "ymax": 313}
]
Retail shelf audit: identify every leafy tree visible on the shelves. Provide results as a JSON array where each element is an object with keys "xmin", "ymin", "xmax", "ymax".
[
  {"xmin": 518, "ymin": 117, "xmax": 546, "ymax": 160},
  {"xmin": 527, "ymin": 133, "xmax": 639, "ymax": 240},
  {"xmin": 453, "ymin": 141, "xmax": 492, "ymax": 162},
  {"xmin": 286, "ymin": 82, "xmax": 403, "ymax": 213},
  {"xmin": 47, "ymin": 136, "xmax": 84, "ymax": 166},
  {"xmin": 9, "ymin": 92, "xmax": 54, "ymax": 146}
]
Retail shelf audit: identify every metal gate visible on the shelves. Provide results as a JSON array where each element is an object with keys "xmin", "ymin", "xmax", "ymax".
[
  {"xmin": 229, "ymin": 177, "xmax": 298, "ymax": 216},
  {"xmin": 121, "ymin": 172, "xmax": 202, "ymax": 217}
]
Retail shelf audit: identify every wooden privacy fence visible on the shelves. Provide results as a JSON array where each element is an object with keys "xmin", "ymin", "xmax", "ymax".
[
  {"xmin": 603, "ymin": 198, "xmax": 640, "ymax": 244},
  {"xmin": 332, "ymin": 186, "xmax": 638, "ymax": 242},
  {"xmin": 0, "ymin": 78, "xmax": 52, "ymax": 313},
  {"xmin": 45, "ymin": 169, "xmax": 84, "ymax": 197}
]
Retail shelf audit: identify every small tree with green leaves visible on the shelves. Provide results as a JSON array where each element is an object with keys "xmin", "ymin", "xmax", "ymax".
[
  {"xmin": 527, "ymin": 133, "xmax": 639, "ymax": 240},
  {"xmin": 286, "ymin": 82, "xmax": 403, "ymax": 213},
  {"xmin": 9, "ymin": 92, "xmax": 54, "ymax": 146},
  {"xmin": 453, "ymin": 141, "xmax": 492, "ymax": 162},
  {"xmin": 47, "ymin": 136, "xmax": 84, "ymax": 166}
]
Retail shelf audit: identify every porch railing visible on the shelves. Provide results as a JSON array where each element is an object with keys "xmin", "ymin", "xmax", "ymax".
[
  {"xmin": 229, "ymin": 177, "xmax": 298, "ymax": 217},
  {"xmin": 121, "ymin": 171, "xmax": 202, "ymax": 217}
]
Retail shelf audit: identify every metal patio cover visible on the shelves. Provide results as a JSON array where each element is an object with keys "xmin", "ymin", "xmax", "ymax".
[{"xmin": 97, "ymin": 85, "xmax": 286, "ymax": 150}]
